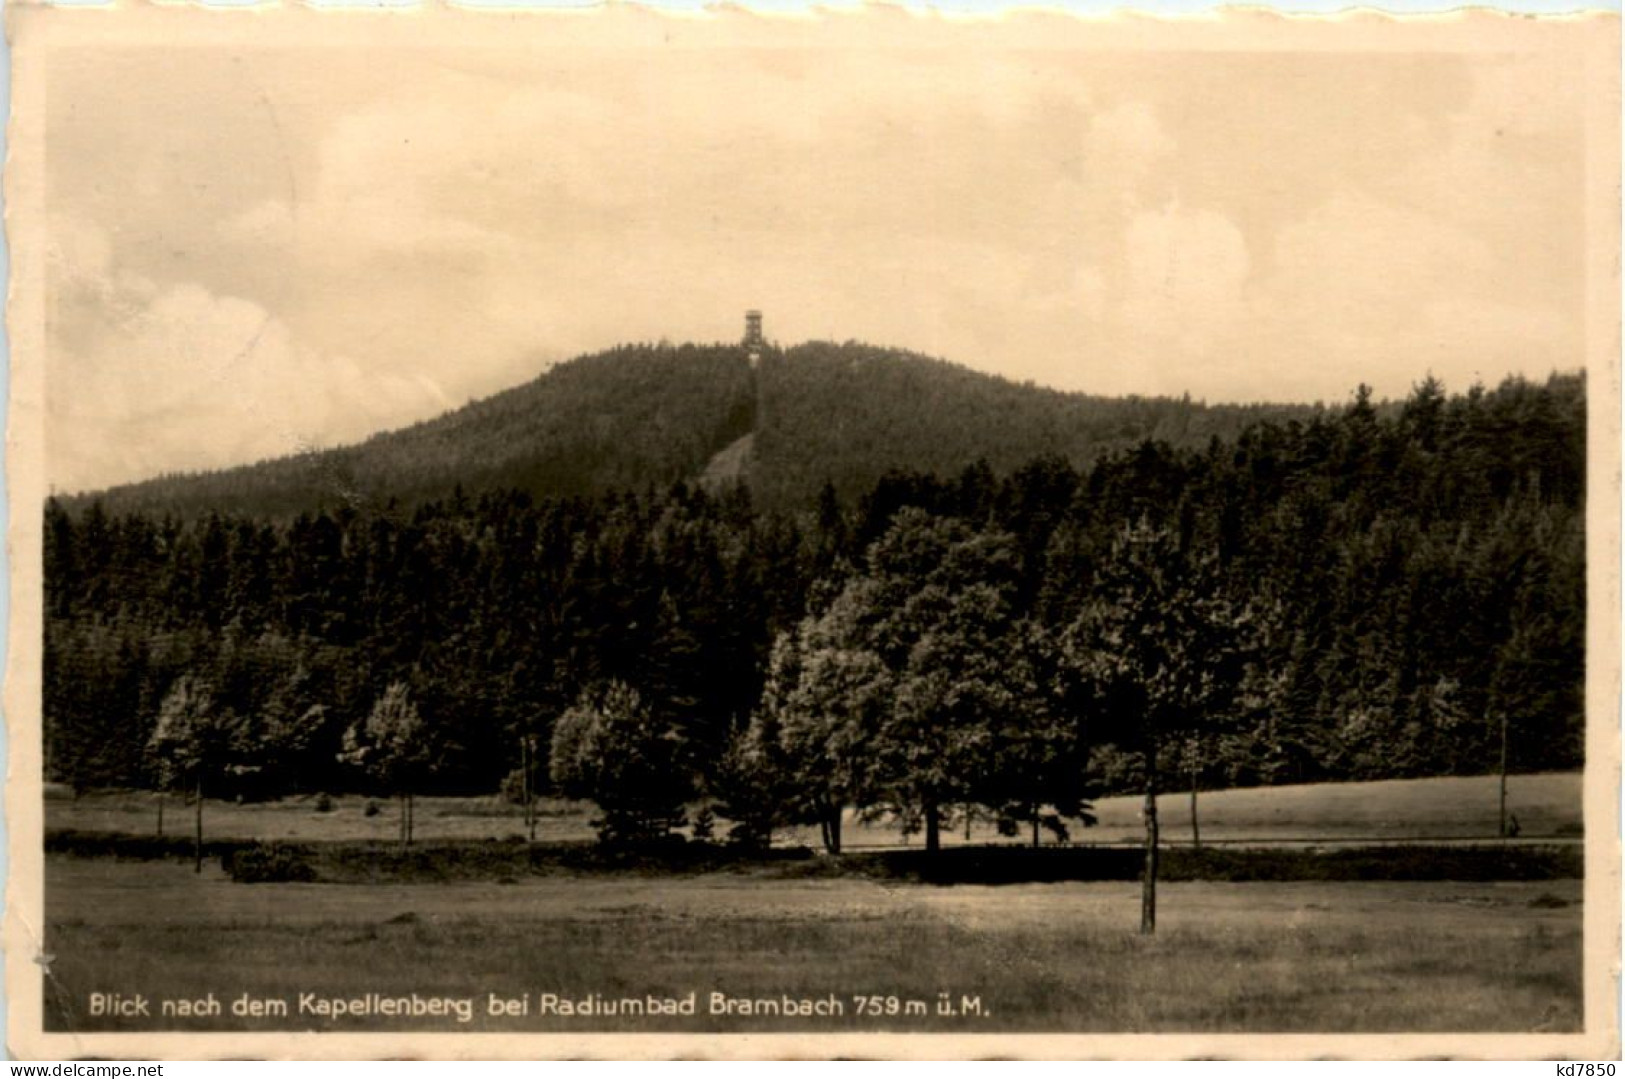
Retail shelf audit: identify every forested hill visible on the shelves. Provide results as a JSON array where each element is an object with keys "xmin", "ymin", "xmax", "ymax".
[
  {"xmin": 70, "ymin": 344, "xmax": 759, "ymax": 519},
  {"xmin": 753, "ymin": 343, "xmax": 1324, "ymax": 507},
  {"xmin": 44, "ymin": 370, "xmax": 1586, "ymax": 802},
  {"xmin": 68, "ymin": 341, "xmax": 1325, "ymax": 517}
]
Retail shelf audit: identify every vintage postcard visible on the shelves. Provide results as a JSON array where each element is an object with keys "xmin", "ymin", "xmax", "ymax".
[{"xmin": 4, "ymin": 1, "xmax": 1620, "ymax": 1061}]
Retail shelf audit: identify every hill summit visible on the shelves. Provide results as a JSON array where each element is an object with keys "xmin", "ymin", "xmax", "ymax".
[{"xmin": 71, "ymin": 340, "xmax": 1325, "ymax": 517}]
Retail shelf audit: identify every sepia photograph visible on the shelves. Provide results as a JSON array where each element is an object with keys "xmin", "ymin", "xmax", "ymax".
[{"xmin": 4, "ymin": 4, "xmax": 1619, "ymax": 1060}]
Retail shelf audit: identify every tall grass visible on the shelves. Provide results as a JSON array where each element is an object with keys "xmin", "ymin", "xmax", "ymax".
[{"xmin": 46, "ymin": 885, "xmax": 1580, "ymax": 1033}]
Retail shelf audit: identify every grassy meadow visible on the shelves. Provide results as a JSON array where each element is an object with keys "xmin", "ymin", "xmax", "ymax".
[
  {"xmin": 46, "ymin": 858, "xmax": 1582, "ymax": 1034},
  {"xmin": 43, "ymin": 772, "xmax": 1586, "ymax": 1034}
]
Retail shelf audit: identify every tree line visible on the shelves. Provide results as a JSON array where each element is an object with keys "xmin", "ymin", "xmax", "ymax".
[{"xmin": 45, "ymin": 372, "xmax": 1584, "ymax": 863}]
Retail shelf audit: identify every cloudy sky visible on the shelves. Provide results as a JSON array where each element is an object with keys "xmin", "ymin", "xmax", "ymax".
[{"xmin": 40, "ymin": 17, "xmax": 1593, "ymax": 493}]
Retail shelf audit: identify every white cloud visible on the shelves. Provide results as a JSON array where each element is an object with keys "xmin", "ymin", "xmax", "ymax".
[
  {"xmin": 42, "ymin": 43, "xmax": 1589, "ymax": 487},
  {"xmin": 46, "ymin": 219, "xmax": 450, "ymax": 493},
  {"xmin": 220, "ymin": 199, "xmax": 297, "ymax": 244},
  {"xmin": 1123, "ymin": 202, "xmax": 1250, "ymax": 351},
  {"xmin": 1086, "ymin": 101, "xmax": 1173, "ymax": 179}
]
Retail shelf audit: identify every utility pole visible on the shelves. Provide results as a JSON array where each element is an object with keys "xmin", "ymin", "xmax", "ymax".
[
  {"xmin": 522, "ymin": 735, "xmax": 538, "ymax": 844},
  {"xmin": 193, "ymin": 774, "xmax": 204, "ymax": 874},
  {"xmin": 520, "ymin": 734, "xmax": 531, "ymax": 842},
  {"xmin": 1142, "ymin": 776, "xmax": 1159, "ymax": 934},
  {"xmin": 1498, "ymin": 711, "xmax": 1509, "ymax": 839},
  {"xmin": 1189, "ymin": 756, "xmax": 1201, "ymax": 851},
  {"xmin": 1141, "ymin": 736, "xmax": 1159, "ymax": 936}
]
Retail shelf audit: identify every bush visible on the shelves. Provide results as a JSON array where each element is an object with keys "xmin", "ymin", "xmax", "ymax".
[
  {"xmin": 500, "ymin": 768, "xmax": 540, "ymax": 807},
  {"xmin": 1087, "ymin": 745, "xmax": 1145, "ymax": 796},
  {"xmin": 45, "ymin": 829, "xmax": 243, "ymax": 861},
  {"xmin": 824, "ymin": 844, "xmax": 1585, "ymax": 885},
  {"xmin": 223, "ymin": 843, "xmax": 317, "ymax": 883},
  {"xmin": 499, "ymin": 769, "xmax": 523, "ymax": 805}
]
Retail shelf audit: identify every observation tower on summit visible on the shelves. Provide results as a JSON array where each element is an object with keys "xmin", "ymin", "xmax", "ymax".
[{"xmin": 743, "ymin": 309, "xmax": 765, "ymax": 366}]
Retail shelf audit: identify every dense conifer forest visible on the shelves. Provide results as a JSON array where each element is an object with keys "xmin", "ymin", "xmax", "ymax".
[{"xmin": 43, "ymin": 349, "xmax": 1584, "ymax": 848}]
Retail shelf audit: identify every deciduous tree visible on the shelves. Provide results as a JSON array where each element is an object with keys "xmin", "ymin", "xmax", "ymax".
[
  {"xmin": 341, "ymin": 681, "xmax": 434, "ymax": 846},
  {"xmin": 1063, "ymin": 519, "xmax": 1248, "ymax": 933},
  {"xmin": 147, "ymin": 675, "xmax": 241, "ymax": 872},
  {"xmin": 549, "ymin": 681, "xmax": 693, "ymax": 847}
]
